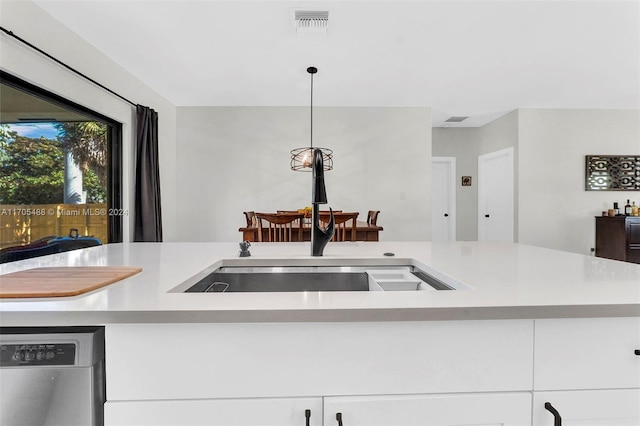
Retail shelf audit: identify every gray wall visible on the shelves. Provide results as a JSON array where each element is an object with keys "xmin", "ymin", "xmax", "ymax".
[
  {"xmin": 176, "ymin": 107, "xmax": 432, "ymax": 242},
  {"xmin": 478, "ymin": 110, "xmax": 519, "ymax": 155},
  {"xmin": 432, "ymin": 128, "xmax": 479, "ymax": 241},
  {"xmin": 432, "ymin": 111, "xmax": 519, "ymax": 241},
  {"xmin": 434, "ymin": 109, "xmax": 640, "ymax": 255},
  {"xmin": 518, "ymin": 109, "xmax": 640, "ymax": 255}
]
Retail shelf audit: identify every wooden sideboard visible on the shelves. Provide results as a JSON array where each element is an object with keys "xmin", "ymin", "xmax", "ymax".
[{"xmin": 595, "ymin": 216, "xmax": 640, "ymax": 264}]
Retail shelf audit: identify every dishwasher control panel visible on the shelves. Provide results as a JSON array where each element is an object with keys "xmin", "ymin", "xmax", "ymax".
[{"xmin": 0, "ymin": 343, "xmax": 76, "ymax": 366}]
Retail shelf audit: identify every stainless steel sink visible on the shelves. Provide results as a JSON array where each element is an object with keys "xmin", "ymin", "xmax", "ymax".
[{"xmin": 179, "ymin": 265, "xmax": 454, "ymax": 293}]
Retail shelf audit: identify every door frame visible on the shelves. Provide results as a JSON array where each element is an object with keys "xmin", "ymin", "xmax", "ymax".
[
  {"xmin": 431, "ymin": 156, "xmax": 457, "ymax": 241},
  {"xmin": 477, "ymin": 147, "xmax": 514, "ymax": 242}
]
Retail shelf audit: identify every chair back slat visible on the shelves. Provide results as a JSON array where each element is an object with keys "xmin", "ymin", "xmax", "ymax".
[
  {"xmin": 319, "ymin": 212, "xmax": 359, "ymax": 241},
  {"xmin": 243, "ymin": 211, "xmax": 257, "ymax": 227},
  {"xmin": 255, "ymin": 213, "xmax": 304, "ymax": 242},
  {"xmin": 366, "ymin": 210, "xmax": 380, "ymax": 226}
]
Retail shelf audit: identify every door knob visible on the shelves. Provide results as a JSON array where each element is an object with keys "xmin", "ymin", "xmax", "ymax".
[{"xmin": 444, "ymin": 213, "xmax": 449, "ymax": 217}]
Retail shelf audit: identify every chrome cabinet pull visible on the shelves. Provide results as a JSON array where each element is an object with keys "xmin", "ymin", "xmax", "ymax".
[
  {"xmin": 544, "ymin": 402, "xmax": 562, "ymax": 426},
  {"xmin": 336, "ymin": 412, "xmax": 343, "ymax": 426},
  {"xmin": 305, "ymin": 409, "xmax": 311, "ymax": 426}
]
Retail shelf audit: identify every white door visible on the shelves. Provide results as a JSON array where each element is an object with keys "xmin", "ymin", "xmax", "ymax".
[
  {"xmin": 478, "ymin": 147, "xmax": 514, "ymax": 242},
  {"xmin": 431, "ymin": 157, "xmax": 456, "ymax": 241},
  {"xmin": 324, "ymin": 392, "xmax": 531, "ymax": 426}
]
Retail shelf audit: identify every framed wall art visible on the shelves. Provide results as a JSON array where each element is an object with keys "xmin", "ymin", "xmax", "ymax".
[{"xmin": 585, "ymin": 155, "xmax": 640, "ymax": 191}]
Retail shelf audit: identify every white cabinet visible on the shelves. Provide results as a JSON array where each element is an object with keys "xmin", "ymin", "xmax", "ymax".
[
  {"xmin": 105, "ymin": 320, "xmax": 533, "ymax": 401},
  {"xmin": 105, "ymin": 397, "xmax": 322, "ymax": 426},
  {"xmin": 534, "ymin": 317, "xmax": 640, "ymax": 390},
  {"xmin": 533, "ymin": 390, "xmax": 640, "ymax": 426},
  {"xmin": 103, "ymin": 317, "xmax": 640, "ymax": 426},
  {"xmin": 324, "ymin": 393, "xmax": 532, "ymax": 426},
  {"xmin": 533, "ymin": 317, "xmax": 640, "ymax": 426},
  {"xmin": 104, "ymin": 321, "xmax": 533, "ymax": 426}
]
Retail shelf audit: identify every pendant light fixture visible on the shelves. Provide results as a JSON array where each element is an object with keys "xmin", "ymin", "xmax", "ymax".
[{"xmin": 290, "ymin": 66, "xmax": 333, "ymax": 171}]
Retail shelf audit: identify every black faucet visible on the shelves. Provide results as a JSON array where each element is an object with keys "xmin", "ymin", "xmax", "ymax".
[{"xmin": 311, "ymin": 148, "xmax": 334, "ymax": 256}]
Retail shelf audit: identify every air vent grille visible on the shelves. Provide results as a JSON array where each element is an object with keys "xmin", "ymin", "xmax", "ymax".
[
  {"xmin": 295, "ymin": 10, "xmax": 329, "ymax": 33},
  {"xmin": 445, "ymin": 116, "xmax": 468, "ymax": 123}
]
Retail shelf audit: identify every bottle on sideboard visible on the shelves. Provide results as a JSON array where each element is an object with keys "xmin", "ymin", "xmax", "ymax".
[
  {"xmin": 632, "ymin": 201, "xmax": 639, "ymax": 217},
  {"xmin": 625, "ymin": 199, "xmax": 632, "ymax": 216},
  {"xmin": 613, "ymin": 202, "xmax": 620, "ymax": 215}
]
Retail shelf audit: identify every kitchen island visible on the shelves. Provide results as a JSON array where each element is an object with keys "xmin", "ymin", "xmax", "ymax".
[{"xmin": 1, "ymin": 241, "xmax": 639, "ymax": 425}]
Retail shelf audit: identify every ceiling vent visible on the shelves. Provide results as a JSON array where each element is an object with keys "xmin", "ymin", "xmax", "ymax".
[
  {"xmin": 445, "ymin": 116, "xmax": 469, "ymax": 123},
  {"xmin": 294, "ymin": 10, "xmax": 329, "ymax": 33}
]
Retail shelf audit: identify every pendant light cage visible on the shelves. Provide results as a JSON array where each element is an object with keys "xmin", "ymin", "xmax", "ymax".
[
  {"xmin": 291, "ymin": 66, "xmax": 333, "ymax": 172},
  {"xmin": 290, "ymin": 147, "xmax": 333, "ymax": 171}
]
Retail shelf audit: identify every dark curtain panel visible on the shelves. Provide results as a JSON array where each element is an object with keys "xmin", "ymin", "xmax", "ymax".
[{"xmin": 134, "ymin": 104, "xmax": 163, "ymax": 242}]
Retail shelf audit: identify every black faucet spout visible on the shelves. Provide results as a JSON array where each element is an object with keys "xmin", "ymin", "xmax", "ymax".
[
  {"xmin": 312, "ymin": 205, "xmax": 334, "ymax": 256},
  {"xmin": 311, "ymin": 148, "xmax": 334, "ymax": 256}
]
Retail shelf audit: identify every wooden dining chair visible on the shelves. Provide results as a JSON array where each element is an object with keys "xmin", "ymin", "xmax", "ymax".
[
  {"xmin": 243, "ymin": 211, "xmax": 257, "ymax": 227},
  {"xmin": 367, "ymin": 210, "xmax": 380, "ymax": 226},
  {"xmin": 319, "ymin": 212, "xmax": 359, "ymax": 242},
  {"xmin": 255, "ymin": 213, "xmax": 304, "ymax": 242}
]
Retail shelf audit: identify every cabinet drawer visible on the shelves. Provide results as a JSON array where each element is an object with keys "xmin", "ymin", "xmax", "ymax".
[
  {"xmin": 534, "ymin": 317, "xmax": 640, "ymax": 390},
  {"xmin": 105, "ymin": 397, "xmax": 322, "ymax": 426},
  {"xmin": 324, "ymin": 393, "xmax": 532, "ymax": 426},
  {"xmin": 533, "ymin": 389, "xmax": 640, "ymax": 426},
  {"xmin": 106, "ymin": 320, "xmax": 533, "ymax": 400},
  {"xmin": 628, "ymin": 221, "xmax": 640, "ymax": 245}
]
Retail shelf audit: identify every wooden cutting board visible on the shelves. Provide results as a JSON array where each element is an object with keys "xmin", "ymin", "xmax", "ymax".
[{"xmin": 0, "ymin": 266, "xmax": 142, "ymax": 298}]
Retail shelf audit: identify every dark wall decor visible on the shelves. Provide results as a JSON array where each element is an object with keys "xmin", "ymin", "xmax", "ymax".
[{"xmin": 585, "ymin": 155, "xmax": 640, "ymax": 191}]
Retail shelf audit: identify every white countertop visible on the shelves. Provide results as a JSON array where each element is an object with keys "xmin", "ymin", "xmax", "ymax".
[{"xmin": 0, "ymin": 241, "xmax": 639, "ymax": 326}]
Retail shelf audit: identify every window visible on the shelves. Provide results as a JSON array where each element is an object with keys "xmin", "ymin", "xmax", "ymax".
[{"xmin": 0, "ymin": 71, "xmax": 122, "ymax": 259}]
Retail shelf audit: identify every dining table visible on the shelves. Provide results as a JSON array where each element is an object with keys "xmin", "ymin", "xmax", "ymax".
[{"xmin": 239, "ymin": 220, "xmax": 383, "ymax": 242}]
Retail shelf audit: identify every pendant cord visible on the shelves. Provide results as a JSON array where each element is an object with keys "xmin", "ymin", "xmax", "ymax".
[{"xmin": 310, "ymin": 71, "xmax": 314, "ymax": 150}]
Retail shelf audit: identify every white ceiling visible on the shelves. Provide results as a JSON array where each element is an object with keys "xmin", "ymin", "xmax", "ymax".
[{"xmin": 33, "ymin": 0, "xmax": 640, "ymax": 127}]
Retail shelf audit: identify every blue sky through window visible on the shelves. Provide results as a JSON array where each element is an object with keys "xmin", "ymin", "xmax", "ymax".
[{"xmin": 6, "ymin": 123, "xmax": 58, "ymax": 139}]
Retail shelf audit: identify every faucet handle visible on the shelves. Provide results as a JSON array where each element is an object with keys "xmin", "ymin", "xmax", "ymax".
[{"xmin": 322, "ymin": 208, "xmax": 335, "ymax": 237}]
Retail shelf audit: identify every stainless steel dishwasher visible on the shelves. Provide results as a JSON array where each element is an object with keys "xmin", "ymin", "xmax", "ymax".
[{"xmin": 0, "ymin": 326, "xmax": 105, "ymax": 426}]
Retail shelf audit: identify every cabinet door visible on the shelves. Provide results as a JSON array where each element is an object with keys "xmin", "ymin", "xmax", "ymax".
[
  {"xmin": 535, "ymin": 317, "xmax": 640, "ymax": 390},
  {"xmin": 105, "ymin": 397, "xmax": 322, "ymax": 426},
  {"xmin": 627, "ymin": 219, "xmax": 640, "ymax": 263},
  {"xmin": 323, "ymin": 393, "xmax": 531, "ymax": 426},
  {"xmin": 595, "ymin": 217, "xmax": 626, "ymax": 261},
  {"xmin": 533, "ymin": 389, "xmax": 640, "ymax": 426}
]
